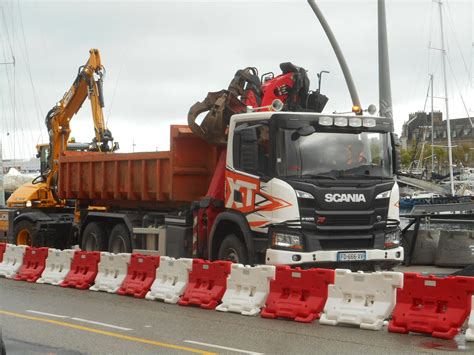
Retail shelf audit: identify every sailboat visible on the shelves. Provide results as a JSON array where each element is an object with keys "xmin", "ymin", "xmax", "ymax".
[{"xmin": 400, "ymin": 0, "xmax": 474, "ymax": 210}]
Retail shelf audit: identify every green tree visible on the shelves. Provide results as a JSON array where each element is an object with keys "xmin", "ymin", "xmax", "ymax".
[
  {"xmin": 432, "ymin": 146, "xmax": 447, "ymax": 173},
  {"xmin": 400, "ymin": 145, "xmax": 416, "ymax": 168},
  {"xmin": 453, "ymin": 143, "xmax": 472, "ymax": 165}
]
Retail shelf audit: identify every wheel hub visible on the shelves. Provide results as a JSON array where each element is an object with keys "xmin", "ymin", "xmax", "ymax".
[
  {"xmin": 85, "ymin": 234, "xmax": 98, "ymax": 251},
  {"xmin": 17, "ymin": 229, "xmax": 32, "ymax": 246},
  {"xmin": 226, "ymin": 248, "xmax": 239, "ymax": 263},
  {"xmin": 111, "ymin": 237, "xmax": 126, "ymax": 254}
]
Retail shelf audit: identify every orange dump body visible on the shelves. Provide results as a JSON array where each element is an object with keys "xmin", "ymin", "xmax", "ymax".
[{"xmin": 58, "ymin": 125, "xmax": 220, "ymax": 209}]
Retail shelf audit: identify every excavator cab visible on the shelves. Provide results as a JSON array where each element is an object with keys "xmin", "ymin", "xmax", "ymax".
[{"xmin": 36, "ymin": 144, "xmax": 51, "ymax": 177}]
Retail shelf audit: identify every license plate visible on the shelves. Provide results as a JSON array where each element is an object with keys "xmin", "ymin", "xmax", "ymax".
[{"xmin": 337, "ymin": 251, "xmax": 366, "ymax": 261}]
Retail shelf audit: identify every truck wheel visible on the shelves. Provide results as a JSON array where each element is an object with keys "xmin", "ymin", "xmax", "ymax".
[
  {"xmin": 81, "ymin": 222, "xmax": 107, "ymax": 251},
  {"xmin": 13, "ymin": 220, "xmax": 35, "ymax": 246},
  {"xmin": 218, "ymin": 234, "xmax": 248, "ymax": 264},
  {"xmin": 108, "ymin": 224, "xmax": 132, "ymax": 254}
]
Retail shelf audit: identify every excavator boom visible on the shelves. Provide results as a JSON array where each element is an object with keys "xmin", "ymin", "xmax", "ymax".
[{"xmin": 7, "ymin": 48, "xmax": 116, "ymax": 207}]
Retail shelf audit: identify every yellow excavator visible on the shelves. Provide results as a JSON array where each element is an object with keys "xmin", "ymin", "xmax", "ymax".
[{"xmin": 1, "ymin": 48, "xmax": 117, "ymax": 247}]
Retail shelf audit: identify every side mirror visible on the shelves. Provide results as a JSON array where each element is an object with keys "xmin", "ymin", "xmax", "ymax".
[
  {"xmin": 391, "ymin": 133, "xmax": 401, "ymax": 174},
  {"xmin": 291, "ymin": 125, "xmax": 315, "ymax": 141}
]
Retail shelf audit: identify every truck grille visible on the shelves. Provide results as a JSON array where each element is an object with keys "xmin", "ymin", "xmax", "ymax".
[
  {"xmin": 319, "ymin": 214, "xmax": 371, "ymax": 226},
  {"xmin": 319, "ymin": 238, "xmax": 374, "ymax": 250}
]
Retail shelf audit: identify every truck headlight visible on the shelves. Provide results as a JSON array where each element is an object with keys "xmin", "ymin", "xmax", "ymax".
[
  {"xmin": 363, "ymin": 118, "xmax": 376, "ymax": 127},
  {"xmin": 375, "ymin": 190, "xmax": 391, "ymax": 199},
  {"xmin": 26, "ymin": 200, "xmax": 32, "ymax": 208},
  {"xmin": 334, "ymin": 117, "xmax": 348, "ymax": 127},
  {"xmin": 349, "ymin": 117, "xmax": 362, "ymax": 127},
  {"xmin": 384, "ymin": 229, "xmax": 401, "ymax": 248},
  {"xmin": 295, "ymin": 190, "xmax": 314, "ymax": 199},
  {"xmin": 272, "ymin": 231, "xmax": 303, "ymax": 250},
  {"xmin": 318, "ymin": 116, "xmax": 333, "ymax": 126}
]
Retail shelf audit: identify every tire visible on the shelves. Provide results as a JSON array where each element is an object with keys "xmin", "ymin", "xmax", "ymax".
[
  {"xmin": 400, "ymin": 231, "xmax": 410, "ymax": 265},
  {"xmin": 217, "ymin": 234, "xmax": 248, "ymax": 264},
  {"xmin": 108, "ymin": 224, "xmax": 132, "ymax": 254},
  {"xmin": 13, "ymin": 220, "xmax": 36, "ymax": 246},
  {"xmin": 81, "ymin": 222, "xmax": 107, "ymax": 251}
]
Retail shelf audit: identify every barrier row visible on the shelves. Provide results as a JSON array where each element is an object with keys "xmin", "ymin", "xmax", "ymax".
[{"xmin": 1, "ymin": 243, "xmax": 473, "ymax": 340}]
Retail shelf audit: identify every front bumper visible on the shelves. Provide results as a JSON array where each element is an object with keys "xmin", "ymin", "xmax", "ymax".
[{"xmin": 265, "ymin": 246, "xmax": 404, "ymax": 266}]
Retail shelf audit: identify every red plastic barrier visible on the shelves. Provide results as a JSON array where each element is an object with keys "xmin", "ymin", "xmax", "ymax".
[
  {"xmin": 389, "ymin": 273, "xmax": 474, "ymax": 339},
  {"xmin": 178, "ymin": 259, "xmax": 232, "ymax": 310},
  {"xmin": 117, "ymin": 254, "xmax": 160, "ymax": 298},
  {"xmin": 261, "ymin": 266, "xmax": 334, "ymax": 323},
  {"xmin": 0, "ymin": 243, "xmax": 6, "ymax": 263},
  {"xmin": 60, "ymin": 251, "xmax": 101, "ymax": 290},
  {"xmin": 13, "ymin": 247, "xmax": 49, "ymax": 282}
]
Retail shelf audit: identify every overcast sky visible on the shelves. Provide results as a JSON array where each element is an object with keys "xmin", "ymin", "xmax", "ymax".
[{"xmin": 1, "ymin": 0, "xmax": 472, "ymax": 159}]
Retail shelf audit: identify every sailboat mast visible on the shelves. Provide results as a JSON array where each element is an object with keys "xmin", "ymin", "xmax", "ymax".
[
  {"xmin": 430, "ymin": 74, "xmax": 434, "ymax": 175},
  {"xmin": 437, "ymin": 0, "xmax": 455, "ymax": 196},
  {"xmin": 0, "ymin": 140, "xmax": 3, "ymax": 206}
]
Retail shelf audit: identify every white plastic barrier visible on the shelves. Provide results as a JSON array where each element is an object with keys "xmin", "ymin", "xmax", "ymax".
[
  {"xmin": 216, "ymin": 264, "xmax": 275, "ymax": 316},
  {"xmin": 36, "ymin": 249, "xmax": 75, "ymax": 285},
  {"xmin": 0, "ymin": 244, "xmax": 26, "ymax": 279},
  {"xmin": 90, "ymin": 252, "xmax": 131, "ymax": 293},
  {"xmin": 320, "ymin": 269, "xmax": 403, "ymax": 330},
  {"xmin": 466, "ymin": 295, "xmax": 474, "ymax": 341},
  {"xmin": 145, "ymin": 257, "xmax": 193, "ymax": 303}
]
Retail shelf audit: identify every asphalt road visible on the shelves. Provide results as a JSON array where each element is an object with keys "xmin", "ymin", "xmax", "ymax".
[{"xmin": 0, "ymin": 267, "xmax": 472, "ymax": 355}]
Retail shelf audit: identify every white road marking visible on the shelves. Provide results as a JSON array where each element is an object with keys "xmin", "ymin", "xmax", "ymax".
[
  {"xmin": 184, "ymin": 340, "xmax": 263, "ymax": 355},
  {"xmin": 26, "ymin": 310, "xmax": 69, "ymax": 319},
  {"xmin": 26, "ymin": 310, "xmax": 132, "ymax": 331},
  {"xmin": 71, "ymin": 317, "xmax": 133, "ymax": 331}
]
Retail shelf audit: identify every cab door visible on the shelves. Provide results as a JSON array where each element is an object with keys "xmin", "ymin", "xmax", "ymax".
[{"xmin": 225, "ymin": 123, "xmax": 273, "ymax": 232}]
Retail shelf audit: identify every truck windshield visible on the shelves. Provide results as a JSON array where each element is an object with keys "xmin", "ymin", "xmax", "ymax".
[{"xmin": 275, "ymin": 128, "xmax": 392, "ymax": 179}]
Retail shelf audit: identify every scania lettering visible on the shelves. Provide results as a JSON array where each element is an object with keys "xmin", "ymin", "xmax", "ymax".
[{"xmin": 324, "ymin": 193, "xmax": 367, "ymax": 203}]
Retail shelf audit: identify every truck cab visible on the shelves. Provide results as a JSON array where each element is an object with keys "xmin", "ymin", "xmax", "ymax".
[{"xmin": 220, "ymin": 111, "xmax": 403, "ymax": 270}]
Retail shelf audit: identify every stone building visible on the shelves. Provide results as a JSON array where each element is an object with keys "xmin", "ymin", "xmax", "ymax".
[{"xmin": 400, "ymin": 111, "xmax": 474, "ymax": 167}]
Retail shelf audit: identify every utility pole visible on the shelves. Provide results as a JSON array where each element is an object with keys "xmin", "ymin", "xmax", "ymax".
[
  {"xmin": 0, "ymin": 56, "xmax": 15, "ymax": 206},
  {"xmin": 437, "ymin": 0, "xmax": 455, "ymax": 196},
  {"xmin": 378, "ymin": 0, "xmax": 393, "ymax": 121}
]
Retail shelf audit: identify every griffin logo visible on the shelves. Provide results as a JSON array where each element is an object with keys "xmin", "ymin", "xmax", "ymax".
[{"xmin": 325, "ymin": 193, "xmax": 366, "ymax": 203}]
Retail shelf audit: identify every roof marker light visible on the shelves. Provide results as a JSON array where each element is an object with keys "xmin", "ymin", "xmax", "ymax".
[{"xmin": 352, "ymin": 105, "xmax": 362, "ymax": 114}]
